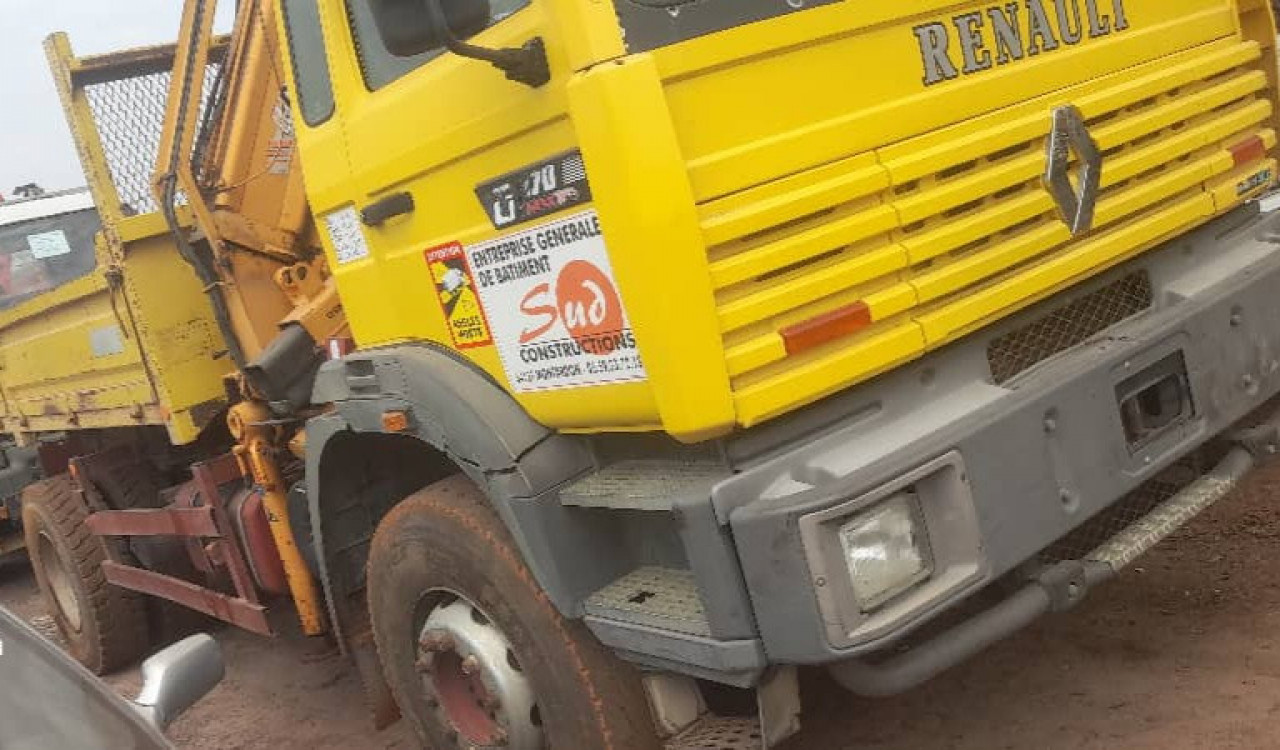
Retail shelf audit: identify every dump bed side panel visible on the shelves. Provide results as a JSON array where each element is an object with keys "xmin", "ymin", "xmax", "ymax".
[
  {"xmin": 0, "ymin": 270, "xmax": 160, "ymax": 432},
  {"xmin": 0, "ymin": 206, "xmax": 160, "ymax": 434}
]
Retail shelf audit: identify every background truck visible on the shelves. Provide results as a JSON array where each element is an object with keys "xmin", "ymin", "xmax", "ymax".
[
  {"xmin": 16, "ymin": 0, "xmax": 1280, "ymax": 748},
  {"xmin": 0, "ymin": 188, "xmax": 99, "ymax": 559}
]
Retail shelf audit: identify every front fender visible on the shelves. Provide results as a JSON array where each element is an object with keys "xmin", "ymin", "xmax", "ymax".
[{"xmin": 305, "ymin": 344, "xmax": 620, "ymax": 648}]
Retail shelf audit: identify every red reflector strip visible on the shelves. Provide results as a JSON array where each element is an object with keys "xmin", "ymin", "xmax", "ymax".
[
  {"xmin": 1230, "ymin": 135, "xmax": 1267, "ymax": 167},
  {"xmin": 327, "ymin": 336, "xmax": 356, "ymax": 359},
  {"xmin": 780, "ymin": 302, "xmax": 873, "ymax": 356}
]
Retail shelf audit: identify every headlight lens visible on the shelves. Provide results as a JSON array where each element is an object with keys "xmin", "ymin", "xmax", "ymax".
[{"xmin": 838, "ymin": 494, "xmax": 930, "ymax": 609}]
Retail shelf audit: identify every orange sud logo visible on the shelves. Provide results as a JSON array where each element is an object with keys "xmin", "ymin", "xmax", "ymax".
[
  {"xmin": 914, "ymin": 0, "xmax": 1130, "ymax": 86},
  {"xmin": 462, "ymin": 210, "xmax": 648, "ymax": 393}
]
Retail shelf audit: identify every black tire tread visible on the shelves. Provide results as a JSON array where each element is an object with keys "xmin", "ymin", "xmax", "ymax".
[{"xmin": 22, "ymin": 475, "xmax": 149, "ymax": 674}]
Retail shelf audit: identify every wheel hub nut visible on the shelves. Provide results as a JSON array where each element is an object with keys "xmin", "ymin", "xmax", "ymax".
[
  {"xmin": 420, "ymin": 632, "xmax": 455, "ymax": 653},
  {"xmin": 417, "ymin": 599, "xmax": 544, "ymax": 750},
  {"xmin": 460, "ymin": 655, "xmax": 480, "ymax": 676}
]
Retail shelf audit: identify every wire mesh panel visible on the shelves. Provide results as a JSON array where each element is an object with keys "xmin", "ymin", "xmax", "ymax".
[
  {"xmin": 987, "ymin": 271, "xmax": 1154, "ymax": 384},
  {"xmin": 82, "ymin": 63, "xmax": 221, "ymax": 216}
]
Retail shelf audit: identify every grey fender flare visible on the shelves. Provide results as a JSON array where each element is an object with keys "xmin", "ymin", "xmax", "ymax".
[{"xmin": 304, "ymin": 344, "xmax": 616, "ymax": 648}]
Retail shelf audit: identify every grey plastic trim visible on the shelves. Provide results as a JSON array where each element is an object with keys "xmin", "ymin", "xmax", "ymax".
[
  {"xmin": 302, "ymin": 411, "xmax": 351, "ymax": 649},
  {"xmin": 674, "ymin": 488, "xmax": 759, "ymax": 640},
  {"xmin": 829, "ymin": 582, "xmax": 1052, "ymax": 698},
  {"xmin": 586, "ymin": 615, "xmax": 767, "ymax": 688},
  {"xmin": 312, "ymin": 344, "xmax": 560, "ymax": 483}
]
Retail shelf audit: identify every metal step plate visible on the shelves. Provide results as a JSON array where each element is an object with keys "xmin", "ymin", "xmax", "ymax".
[
  {"xmin": 666, "ymin": 717, "xmax": 763, "ymax": 750},
  {"xmin": 560, "ymin": 460, "xmax": 729, "ymax": 511},
  {"xmin": 584, "ymin": 567, "xmax": 711, "ymax": 637},
  {"xmin": 1087, "ymin": 449, "xmax": 1249, "ymax": 572}
]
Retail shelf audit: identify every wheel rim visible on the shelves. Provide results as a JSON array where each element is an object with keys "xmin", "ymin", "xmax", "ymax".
[
  {"xmin": 416, "ymin": 595, "xmax": 544, "ymax": 750},
  {"xmin": 37, "ymin": 530, "xmax": 82, "ymax": 632}
]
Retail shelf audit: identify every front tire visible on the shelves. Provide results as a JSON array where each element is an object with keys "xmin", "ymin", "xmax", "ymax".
[
  {"xmin": 367, "ymin": 475, "xmax": 661, "ymax": 750},
  {"xmin": 22, "ymin": 475, "xmax": 149, "ymax": 673}
]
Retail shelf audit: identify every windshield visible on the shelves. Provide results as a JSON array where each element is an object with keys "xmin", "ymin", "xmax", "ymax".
[
  {"xmin": 0, "ymin": 207, "xmax": 100, "ymax": 311},
  {"xmin": 0, "ymin": 607, "xmax": 166, "ymax": 750}
]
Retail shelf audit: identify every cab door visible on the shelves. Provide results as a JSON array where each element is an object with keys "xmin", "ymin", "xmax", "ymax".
[{"xmin": 315, "ymin": 0, "xmax": 658, "ymax": 429}]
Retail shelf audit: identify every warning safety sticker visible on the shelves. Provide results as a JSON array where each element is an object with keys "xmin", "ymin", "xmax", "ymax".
[
  {"xmin": 426, "ymin": 242, "xmax": 493, "ymax": 349},
  {"xmin": 465, "ymin": 210, "xmax": 648, "ymax": 392}
]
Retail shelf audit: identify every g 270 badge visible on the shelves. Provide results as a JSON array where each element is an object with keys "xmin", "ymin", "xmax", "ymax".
[{"xmin": 475, "ymin": 150, "xmax": 593, "ymax": 230}]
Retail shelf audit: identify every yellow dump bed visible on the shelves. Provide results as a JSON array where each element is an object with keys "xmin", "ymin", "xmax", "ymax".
[{"xmin": 0, "ymin": 36, "xmax": 233, "ymax": 444}]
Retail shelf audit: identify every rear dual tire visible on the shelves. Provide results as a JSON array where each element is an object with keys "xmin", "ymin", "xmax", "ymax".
[{"xmin": 22, "ymin": 475, "xmax": 149, "ymax": 674}]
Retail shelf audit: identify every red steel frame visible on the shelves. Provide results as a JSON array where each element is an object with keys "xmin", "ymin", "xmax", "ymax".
[{"xmin": 82, "ymin": 451, "xmax": 273, "ymax": 635}]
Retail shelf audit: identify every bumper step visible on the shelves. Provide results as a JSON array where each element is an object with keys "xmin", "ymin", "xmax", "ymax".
[
  {"xmin": 1086, "ymin": 446, "xmax": 1254, "ymax": 571},
  {"xmin": 585, "ymin": 569, "xmax": 768, "ymax": 687},
  {"xmin": 585, "ymin": 566, "xmax": 711, "ymax": 637},
  {"xmin": 666, "ymin": 717, "xmax": 763, "ymax": 750},
  {"xmin": 559, "ymin": 460, "xmax": 728, "ymax": 511}
]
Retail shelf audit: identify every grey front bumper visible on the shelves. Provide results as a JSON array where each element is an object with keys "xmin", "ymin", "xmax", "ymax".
[{"xmin": 715, "ymin": 206, "xmax": 1280, "ymax": 666}]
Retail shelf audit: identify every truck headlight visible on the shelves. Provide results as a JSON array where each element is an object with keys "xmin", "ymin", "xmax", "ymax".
[{"xmin": 838, "ymin": 494, "xmax": 931, "ymax": 609}]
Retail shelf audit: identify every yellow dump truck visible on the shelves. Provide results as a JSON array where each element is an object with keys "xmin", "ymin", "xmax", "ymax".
[
  {"xmin": 18, "ymin": 0, "xmax": 1280, "ymax": 747},
  {"xmin": 0, "ymin": 189, "xmax": 94, "ymax": 557}
]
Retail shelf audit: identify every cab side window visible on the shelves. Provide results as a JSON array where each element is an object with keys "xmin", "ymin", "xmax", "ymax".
[
  {"xmin": 282, "ymin": 0, "xmax": 337, "ymax": 126},
  {"xmin": 346, "ymin": 0, "xmax": 531, "ymax": 90}
]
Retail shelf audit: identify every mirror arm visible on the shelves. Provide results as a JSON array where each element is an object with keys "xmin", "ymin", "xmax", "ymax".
[{"xmin": 423, "ymin": 0, "xmax": 551, "ymax": 87}]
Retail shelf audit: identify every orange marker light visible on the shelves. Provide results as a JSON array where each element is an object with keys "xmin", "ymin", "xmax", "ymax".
[
  {"xmin": 780, "ymin": 302, "xmax": 873, "ymax": 356},
  {"xmin": 1230, "ymin": 135, "xmax": 1267, "ymax": 167},
  {"xmin": 381, "ymin": 410, "xmax": 410, "ymax": 433}
]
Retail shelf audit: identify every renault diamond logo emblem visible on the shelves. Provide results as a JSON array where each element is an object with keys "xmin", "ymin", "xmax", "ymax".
[{"xmin": 1044, "ymin": 105, "xmax": 1102, "ymax": 236}]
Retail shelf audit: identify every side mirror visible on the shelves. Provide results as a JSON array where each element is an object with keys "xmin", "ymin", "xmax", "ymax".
[
  {"xmin": 133, "ymin": 634, "xmax": 225, "ymax": 730},
  {"xmin": 367, "ymin": 0, "xmax": 550, "ymax": 87},
  {"xmin": 368, "ymin": 0, "xmax": 490, "ymax": 57}
]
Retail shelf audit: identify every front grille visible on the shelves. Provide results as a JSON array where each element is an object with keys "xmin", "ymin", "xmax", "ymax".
[
  {"xmin": 698, "ymin": 40, "xmax": 1275, "ymax": 426},
  {"xmin": 987, "ymin": 271, "xmax": 1153, "ymax": 384}
]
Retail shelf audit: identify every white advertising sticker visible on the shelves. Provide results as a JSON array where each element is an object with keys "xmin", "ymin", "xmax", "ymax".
[
  {"xmin": 465, "ymin": 210, "xmax": 647, "ymax": 392},
  {"xmin": 26, "ymin": 230, "xmax": 73, "ymax": 259},
  {"xmin": 324, "ymin": 207, "xmax": 371, "ymax": 265}
]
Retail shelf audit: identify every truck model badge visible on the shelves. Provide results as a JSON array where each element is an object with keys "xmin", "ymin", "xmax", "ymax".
[{"xmin": 915, "ymin": 0, "xmax": 1130, "ymax": 87}]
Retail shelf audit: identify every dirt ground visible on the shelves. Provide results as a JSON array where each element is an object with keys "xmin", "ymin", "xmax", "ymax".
[{"xmin": 6, "ymin": 465, "xmax": 1280, "ymax": 749}]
